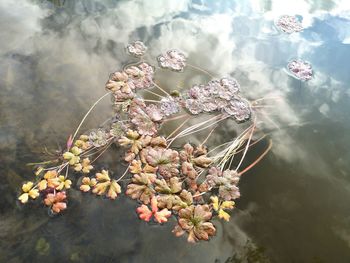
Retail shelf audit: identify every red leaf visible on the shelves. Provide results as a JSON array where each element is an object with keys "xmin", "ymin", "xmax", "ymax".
[{"xmin": 136, "ymin": 204, "xmax": 152, "ymax": 222}]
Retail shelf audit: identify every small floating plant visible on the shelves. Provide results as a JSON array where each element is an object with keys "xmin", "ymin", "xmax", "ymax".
[
  {"xmin": 287, "ymin": 59, "xmax": 313, "ymax": 81},
  {"xmin": 18, "ymin": 40, "xmax": 282, "ymax": 243},
  {"xmin": 276, "ymin": 15, "xmax": 303, "ymax": 34}
]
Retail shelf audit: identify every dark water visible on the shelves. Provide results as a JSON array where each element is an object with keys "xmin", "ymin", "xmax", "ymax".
[{"xmin": 1, "ymin": 0, "xmax": 350, "ymax": 262}]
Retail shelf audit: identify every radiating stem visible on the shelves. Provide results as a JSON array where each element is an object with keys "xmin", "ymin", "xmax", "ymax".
[
  {"xmin": 238, "ymin": 139, "xmax": 272, "ymax": 176},
  {"xmin": 26, "ymin": 159, "xmax": 59, "ymax": 166},
  {"xmin": 154, "ymin": 82, "xmax": 171, "ymax": 97},
  {"xmin": 143, "ymin": 99, "xmax": 161, "ymax": 103},
  {"xmin": 187, "ymin": 63, "xmax": 215, "ymax": 78},
  {"xmin": 143, "ymin": 88, "xmax": 165, "ymax": 99},
  {"xmin": 235, "ymin": 118, "xmax": 256, "ymax": 172},
  {"xmin": 115, "ymin": 164, "xmax": 131, "ymax": 183},
  {"xmin": 167, "ymin": 115, "xmax": 221, "ymax": 147},
  {"xmin": 90, "ymin": 140, "xmax": 114, "ymax": 164},
  {"xmin": 166, "ymin": 117, "xmax": 191, "ymax": 140},
  {"xmin": 72, "ymin": 92, "xmax": 111, "ymax": 141},
  {"xmin": 163, "ymin": 114, "xmax": 189, "ymax": 123},
  {"xmin": 200, "ymin": 126, "xmax": 217, "ymax": 146}
]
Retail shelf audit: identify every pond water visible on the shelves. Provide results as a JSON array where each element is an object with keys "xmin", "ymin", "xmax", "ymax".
[{"xmin": 1, "ymin": 0, "xmax": 350, "ymax": 262}]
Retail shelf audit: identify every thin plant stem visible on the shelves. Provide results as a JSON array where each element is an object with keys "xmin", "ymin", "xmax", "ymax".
[
  {"xmin": 207, "ymin": 140, "xmax": 236, "ymax": 156},
  {"xmin": 256, "ymin": 109, "xmax": 280, "ymax": 130},
  {"xmin": 143, "ymin": 99, "xmax": 161, "ymax": 103},
  {"xmin": 143, "ymin": 88, "xmax": 165, "ymax": 99},
  {"xmin": 57, "ymin": 162, "xmax": 69, "ymax": 174},
  {"xmin": 212, "ymin": 123, "xmax": 254, "ymax": 164},
  {"xmin": 192, "ymin": 187, "xmax": 213, "ymax": 198},
  {"xmin": 166, "ymin": 117, "xmax": 191, "ymax": 140},
  {"xmin": 64, "ymin": 165, "xmax": 69, "ymax": 179},
  {"xmin": 187, "ymin": 63, "xmax": 215, "ymax": 78},
  {"xmin": 238, "ymin": 139, "xmax": 272, "ymax": 176},
  {"xmin": 252, "ymin": 96, "xmax": 283, "ymax": 104},
  {"xmin": 234, "ymin": 134, "xmax": 267, "ymax": 155},
  {"xmin": 154, "ymin": 82, "xmax": 171, "ymax": 97},
  {"xmin": 115, "ymin": 164, "xmax": 131, "ymax": 183},
  {"xmin": 163, "ymin": 114, "xmax": 188, "ymax": 123},
  {"xmin": 26, "ymin": 159, "xmax": 59, "ymax": 166},
  {"xmin": 81, "ymin": 137, "xmax": 114, "ymax": 158},
  {"xmin": 91, "ymin": 140, "xmax": 114, "ymax": 164},
  {"xmin": 167, "ymin": 115, "xmax": 221, "ymax": 147},
  {"xmin": 200, "ymin": 126, "xmax": 217, "ymax": 146},
  {"xmin": 173, "ymin": 115, "xmax": 222, "ymax": 138},
  {"xmin": 235, "ymin": 118, "xmax": 256, "ymax": 172},
  {"xmin": 72, "ymin": 92, "xmax": 111, "ymax": 141},
  {"xmin": 176, "ymin": 115, "xmax": 227, "ymax": 140},
  {"xmin": 252, "ymin": 105, "xmax": 276, "ymax": 108}
]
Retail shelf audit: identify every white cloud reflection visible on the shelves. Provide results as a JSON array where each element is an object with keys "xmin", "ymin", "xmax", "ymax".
[{"xmin": 1, "ymin": 0, "xmax": 350, "ymax": 261}]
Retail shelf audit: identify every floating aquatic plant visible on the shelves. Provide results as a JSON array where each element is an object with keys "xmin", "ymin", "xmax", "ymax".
[
  {"xmin": 18, "ymin": 40, "xmax": 276, "ymax": 243},
  {"xmin": 287, "ymin": 59, "xmax": 313, "ymax": 81},
  {"xmin": 126, "ymin": 40, "xmax": 147, "ymax": 57},
  {"xmin": 158, "ymin": 49, "xmax": 187, "ymax": 72},
  {"xmin": 276, "ymin": 15, "xmax": 303, "ymax": 33}
]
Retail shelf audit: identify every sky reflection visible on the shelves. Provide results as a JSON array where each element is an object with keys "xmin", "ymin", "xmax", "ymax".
[{"xmin": 1, "ymin": 0, "xmax": 350, "ymax": 262}]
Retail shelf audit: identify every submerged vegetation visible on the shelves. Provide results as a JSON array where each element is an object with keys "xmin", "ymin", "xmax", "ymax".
[{"xmin": 17, "ymin": 34, "xmax": 309, "ymax": 243}]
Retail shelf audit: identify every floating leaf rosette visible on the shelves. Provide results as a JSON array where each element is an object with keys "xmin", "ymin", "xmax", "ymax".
[
  {"xmin": 126, "ymin": 41, "xmax": 147, "ymax": 57},
  {"xmin": 17, "ymin": 41, "xmax": 276, "ymax": 243},
  {"xmin": 158, "ymin": 49, "xmax": 187, "ymax": 72},
  {"xmin": 287, "ymin": 59, "xmax": 313, "ymax": 81},
  {"xmin": 276, "ymin": 15, "xmax": 303, "ymax": 33}
]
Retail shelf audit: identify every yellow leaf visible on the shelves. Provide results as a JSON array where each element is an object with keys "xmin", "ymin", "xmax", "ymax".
[
  {"xmin": 63, "ymin": 152, "xmax": 74, "ymax": 160},
  {"xmin": 44, "ymin": 170, "xmax": 58, "ymax": 179},
  {"xmin": 218, "ymin": 209, "xmax": 230, "ymax": 221},
  {"xmin": 95, "ymin": 170, "xmax": 110, "ymax": 182},
  {"xmin": 130, "ymin": 160, "xmax": 142, "ymax": 174},
  {"xmin": 22, "ymin": 182, "xmax": 33, "ymax": 193},
  {"xmin": 80, "ymin": 184, "xmax": 91, "ymax": 192},
  {"xmin": 38, "ymin": 180, "xmax": 47, "ymax": 191},
  {"xmin": 221, "ymin": 201, "xmax": 235, "ymax": 210},
  {"xmin": 107, "ymin": 180, "xmax": 121, "ymax": 200},
  {"xmin": 79, "ymin": 134, "xmax": 89, "ymax": 141},
  {"xmin": 18, "ymin": 193, "xmax": 29, "ymax": 203},
  {"xmin": 71, "ymin": 146, "xmax": 82, "ymax": 156},
  {"xmin": 64, "ymin": 179, "xmax": 72, "ymax": 189},
  {"xmin": 28, "ymin": 189, "xmax": 39, "ymax": 199},
  {"xmin": 68, "ymin": 156, "xmax": 80, "ymax": 165},
  {"xmin": 35, "ymin": 166, "xmax": 44, "ymax": 176},
  {"xmin": 92, "ymin": 181, "xmax": 110, "ymax": 195},
  {"xmin": 126, "ymin": 130, "xmax": 139, "ymax": 139},
  {"xmin": 81, "ymin": 158, "xmax": 93, "ymax": 173},
  {"xmin": 90, "ymin": 178, "xmax": 97, "ymax": 186},
  {"xmin": 210, "ymin": 196, "xmax": 219, "ymax": 211},
  {"xmin": 74, "ymin": 163, "xmax": 83, "ymax": 172}
]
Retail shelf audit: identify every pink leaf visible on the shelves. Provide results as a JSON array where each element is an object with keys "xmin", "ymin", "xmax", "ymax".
[
  {"xmin": 66, "ymin": 134, "xmax": 73, "ymax": 150},
  {"xmin": 136, "ymin": 204, "xmax": 153, "ymax": 222},
  {"xmin": 150, "ymin": 196, "xmax": 158, "ymax": 213},
  {"xmin": 154, "ymin": 208, "xmax": 171, "ymax": 223}
]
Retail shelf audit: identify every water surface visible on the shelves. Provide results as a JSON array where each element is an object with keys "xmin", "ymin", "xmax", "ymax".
[{"xmin": 1, "ymin": 0, "xmax": 350, "ymax": 262}]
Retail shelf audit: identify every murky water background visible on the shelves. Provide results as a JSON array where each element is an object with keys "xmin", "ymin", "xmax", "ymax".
[{"xmin": 1, "ymin": 0, "xmax": 350, "ymax": 262}]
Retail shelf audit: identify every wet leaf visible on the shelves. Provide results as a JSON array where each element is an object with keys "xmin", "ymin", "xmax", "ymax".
[
  {"xmin": 136, "ymin": 205, "xmax": 153, "ymax": 222},
  {"xmin": 44, "ymin": 192, "xmax": 67, "ymax": 213},
  {"xmin": 155, "ymin": 177, "xmax": 182, "ymax": 194},
  {"xmin": 173, "ymin": 204, "xmax": 215, "ymax": 243},
  {"xmin": 80, "ymin": 177, "xmax": 97, "ymax": 192},
  {"xmin": 126, "ymin": 173, "xmax": 156, "ymax": 204},
  {"xmin": 106, "ymin": 180, "xmax": 121, "ymax": 199},
  {"xmin": 211, "ymin": 195, "xmax": 235, "ymax": 221},
  {"xmin": 18, "ymin": 182, "xmax": 39, "ymax": 204}
]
